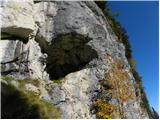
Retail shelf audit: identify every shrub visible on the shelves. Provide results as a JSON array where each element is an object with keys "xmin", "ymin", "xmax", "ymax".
[
  {"xmin": 51, "ymin": 77, "xmax": 64, "ymax": 84},
  {"xmin": 95, "ymin": 1, "xmax": 106, "ymax": 11},
  {"xmin": 93, "ymin": 99, "xmax": 116, "ymax": 119},
  {"xmin": 93, "ymin": 61, "xmax": 135, "ymax": 119},
  {"xmin": 105, "ymin": 61, "xmax": 135, "ymax": 118},
  {"xmin": 97, "ymin": 2, "xmax": 156, "ymax": 118}
]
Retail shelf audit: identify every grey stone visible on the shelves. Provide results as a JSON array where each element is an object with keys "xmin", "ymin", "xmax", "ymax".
[
  {"xmin": 1, "ymin": 0, "xmax": 35, "ymax": 39},
  {"xmin": 0, "ymin": 1, "xmax": 149, "ymax": 119},
  {"xmin": 10, "ymin": 80, "xmax": 19, "ymax": 89}
]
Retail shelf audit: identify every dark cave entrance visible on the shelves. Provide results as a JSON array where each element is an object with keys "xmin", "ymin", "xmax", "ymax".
[{"xmin": 44, "ymin": 33, "xmax": 98, "ymax": 80}]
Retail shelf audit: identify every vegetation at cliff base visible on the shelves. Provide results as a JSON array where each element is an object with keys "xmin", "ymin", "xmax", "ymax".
[{"xmin": 1, "ymin": 76, "xmax": 60, "ymax": 119}]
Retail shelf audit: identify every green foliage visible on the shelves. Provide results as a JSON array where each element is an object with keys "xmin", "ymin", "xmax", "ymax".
[
  {"xmin": 93, "ymin": 61, "xmax": 136, "ymax": 119},
  {"xmin": 99, "ymin": 2, "xmax": 133, "ymax": 60},
  {"xmin": 131, "ymin": 67, "xmax": 158, "ymax": 118},
  {"xmin": 141, "ymin": 90, "xmax": 153, "ymax": 118},
  {"xmin": 96, "ymin": 1, "xmax": 133, "ymax": 65},
  {"xmin": 151, "ymin": 107, "xmax": 159, "ymax": 119},
  {"xmin": 130, "ymin": 57, "xmax": 155, "ymax": 118},
  {"xmin": 130, "ymin": 65, "xmax": 154, "ymax": 118},
  {"xmin": 97, "ymin": 2, "xmax": 158, "ymax": 118},
  {"xmin": 1, "ymin": 75, "xmax": 15, "ymax": 82},
  {"xmin": 1, "ymin": 76, "xmax": 60, "ymax": 119},
  {"xmin": 52, "ymin": 77, "xmax": 64, "ymax": 84},
  {"xmin": 95, "ymin": 1, "xmax": 106, "ymax": 11},
  {"xmin": 131, "ymin": 68, "xmax": 142, "ymax": 84},
  {"xmin": 128, "ymin": 58, "xmax": 136, "ymax": 68},
  {"xmin": 2, "ymin": 83, "xmax": 38, "ymax": 119},
  {"xmin": 113, "ymin": 12, "xmax": 120, "ymax": 17}
]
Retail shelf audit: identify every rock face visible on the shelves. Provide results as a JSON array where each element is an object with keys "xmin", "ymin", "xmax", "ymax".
[
  {"xmin": 1, "ymin": 0, "xmax": 35, "ymax": 39},
  {"xmin": 0, "ymin": 1, "xmax": 149, "ymax": 119}
]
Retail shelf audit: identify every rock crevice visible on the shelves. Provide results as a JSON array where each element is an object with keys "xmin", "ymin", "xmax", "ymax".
[{"xmin": 0, "ymin": 1, "xmax": 149, "ymax": 119}]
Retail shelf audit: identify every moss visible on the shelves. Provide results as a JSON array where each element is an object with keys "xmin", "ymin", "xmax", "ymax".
[
  {"xmin": 1, "ymin": 76, "xmax": 61, "ymax": 119},
  {"xmin": 1, "ymin": 75, "xmax": 15, "ymax": 82},
  {"xmin": 52, "ymin": 80, "xmax": 62, "ymax": 84},
  {"xmin": 18, "ymin": 77, "xmax": 40, "ymax": 91},
  {"xmin": 52, "ymin": 77, "xmax": 64, "ymax": 84},
  {"xmin": 24, "ymin": 91, "xmax": 60, "ymax": 119},
  {"xmin": 1, "ymin": 76, "xmax": 41, "ymax": 91},
  {"xmin": 2, "ymin": 83, "xmax": 39, "ymax": 119}
]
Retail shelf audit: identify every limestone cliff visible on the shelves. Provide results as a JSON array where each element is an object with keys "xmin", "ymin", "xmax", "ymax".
[{"xmin": 0, "ymin": 0, "xmax": 149, "ymax": 119}]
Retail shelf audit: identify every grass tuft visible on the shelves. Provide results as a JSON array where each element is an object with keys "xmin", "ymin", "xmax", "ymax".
[{"xmin": 1, "ymin": 76, "xmax": 61, "ymax": 119}]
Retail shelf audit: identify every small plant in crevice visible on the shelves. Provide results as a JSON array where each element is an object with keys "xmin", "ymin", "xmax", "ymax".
[
  {"xmin": 95, "ymin": 1, "xmax": 157, "ymax": 118},
  {"xmin": 92, "ymin": 99, "xmax": 116, "ymax": 119},
  {"xmin": 51, "ymin": 77, "xmax": 64, "ymax": 84}
]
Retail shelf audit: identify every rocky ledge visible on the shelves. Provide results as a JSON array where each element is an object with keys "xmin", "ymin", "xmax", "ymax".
[{"xmin": 0, "ymin": 0, "xmax": 149, "ymax": 119}]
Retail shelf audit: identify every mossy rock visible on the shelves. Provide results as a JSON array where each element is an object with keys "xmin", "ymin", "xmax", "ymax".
[{"xmin": 1, "ymin": 76, "xmax": 61, "ymax": 119}]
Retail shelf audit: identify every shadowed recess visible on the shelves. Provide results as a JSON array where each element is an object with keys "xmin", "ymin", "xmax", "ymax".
[
  {"xmin": 37, "ymin": 32, "xmax": 98, "ymax": 79},
  {"xmin": 1, "ymin": 81, "xmax": 60, "ymax": 119},
  {"xmin": 47, "ymin": 33, "xmax": 98, "ymax": 79}
]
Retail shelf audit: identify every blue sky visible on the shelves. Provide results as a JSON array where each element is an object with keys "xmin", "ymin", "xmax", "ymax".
[{"xmin": 107, "ymin": 1, "xmax": 159, "ymax": 113}]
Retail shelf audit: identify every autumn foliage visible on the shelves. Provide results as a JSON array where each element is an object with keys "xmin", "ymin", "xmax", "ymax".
[
  {"xmin": 93, "ymin": 99, "xmax": 116, "ymax": 119},
  {"xmin": 106, "ymin": 61, "xmax": 135, "ymax": 102},
  {"xmin": 93, "ymin": 61, "xmax": 136, "ymax": 119}
]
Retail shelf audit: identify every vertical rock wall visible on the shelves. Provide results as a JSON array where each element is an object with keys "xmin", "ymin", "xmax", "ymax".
[{"xmin": 0, "ymin": 0, "xmax": 149, "ymax": 119}]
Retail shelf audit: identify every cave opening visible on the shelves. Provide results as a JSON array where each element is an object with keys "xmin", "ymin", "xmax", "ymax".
[{"xmin": 44, "ymin": 33, "xmax": 98, "ymax": 80}]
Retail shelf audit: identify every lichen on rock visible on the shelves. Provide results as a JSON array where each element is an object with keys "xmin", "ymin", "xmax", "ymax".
[{"xmin": 0, "ymin": 0, "xmax": 150, "ymax": 119}]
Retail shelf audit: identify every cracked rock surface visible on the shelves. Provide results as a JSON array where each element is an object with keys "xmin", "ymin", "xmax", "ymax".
[{"xmin": 0, "ymin": 1, "xmax": 149, "ymax": 119}]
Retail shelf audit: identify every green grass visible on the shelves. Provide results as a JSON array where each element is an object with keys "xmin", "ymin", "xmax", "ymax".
[
  {"xmin": 1, "ymin": 76, "xmax": 61, "ymax": 119},
  {"xmin": 51, "ymin": 77, "xmax": 64, "ymax": 84},
  {"xmin": 1, "ymin": 75, "xmax": 15, "ymax": 82},
  {"xmin": 52, "ymin": 80, "xmax": 63, "ymax": 84},
  {"xmin": 18, "ymin": 77, "xmax": 41, "ymax": 91}
]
